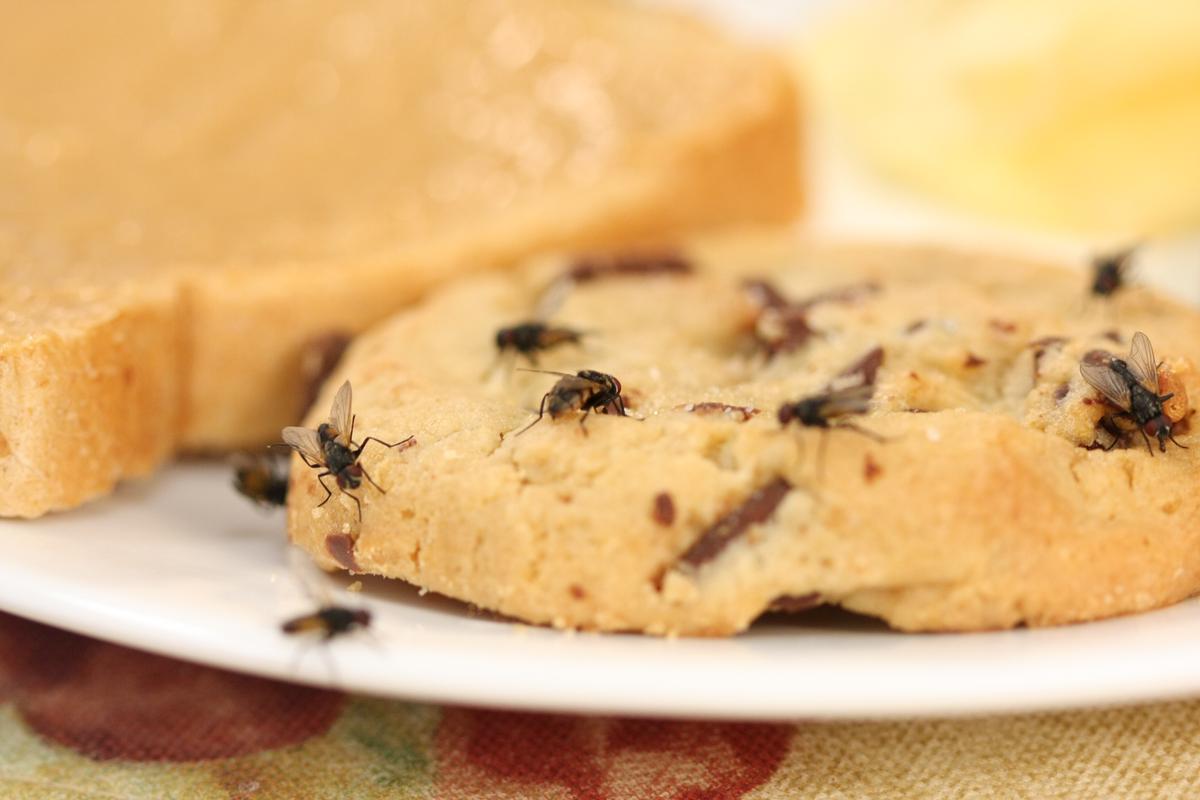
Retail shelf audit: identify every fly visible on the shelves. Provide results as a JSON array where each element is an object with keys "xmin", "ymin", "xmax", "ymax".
[
  {"xmin": 282, "ymin": 380, "xmax": 415, "ymax": 520},
  {"xmin": 514, "ymin": 369, "xmax": 627, "ymax": 436},
  {"xmin": 232, "ymin": 451, "xmax": 289, "ymax": 508},
  {"xmin": 1079, "ymin": 331, "xmax": 1186, "ymax": 454},
  {"xmin": 492, "ymin": 276, "xmax": 584, "ymax": 367}
]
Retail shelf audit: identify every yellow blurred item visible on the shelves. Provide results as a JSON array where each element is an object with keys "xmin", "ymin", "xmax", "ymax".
[
  {"xmin": 805, "ymin": 0, "xmax": 1200, "ymax": 235},
  {"xmin": 0, "ymin": 0, "xmax": 800, "ymax": 517}
]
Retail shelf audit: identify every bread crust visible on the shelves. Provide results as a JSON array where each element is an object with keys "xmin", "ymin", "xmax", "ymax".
[{"xmin": 1, "ymin": 0, "xmax": 800, "ymax": 514}]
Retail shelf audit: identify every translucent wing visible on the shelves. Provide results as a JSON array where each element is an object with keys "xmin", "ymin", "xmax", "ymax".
[
  {"xmin": 328, "ymin": 380, "xmax": 353, "ymax": 445},
  {"xmin": 1126, "ymin": 331, "xmax": 1159, "ymax": 394},
  {"xmin": 818, "ymin": 383, "xmax": 875, "ymax": 419},
  {"xmin": 1079, "ymin": 354, "xmax": 1131, "ymax": 411},
  {"xmin": 282, "ymin": 426, "xmax": 325, "ymax": 465},
  {"xmin": 533, "ymin": 275, "xmax": 573, "ymax": 321}
]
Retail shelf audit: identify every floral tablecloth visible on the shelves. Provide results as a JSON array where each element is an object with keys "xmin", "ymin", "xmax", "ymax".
[{"xmin": 1, "ymin": 611, "xmax": 1198, "ymax": 799}]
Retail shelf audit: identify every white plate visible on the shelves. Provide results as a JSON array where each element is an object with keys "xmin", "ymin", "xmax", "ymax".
[{"xmin": 4, "ymin": 461, "xmax": 1200, "ymax": 720}]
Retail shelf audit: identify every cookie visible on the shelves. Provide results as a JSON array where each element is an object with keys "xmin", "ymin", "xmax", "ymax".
[{"xmin": 286, "ymin": 235, "xmax": 1200, "ymax": 635}]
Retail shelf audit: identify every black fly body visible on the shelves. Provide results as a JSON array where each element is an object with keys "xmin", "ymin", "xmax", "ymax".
[
  {"xmin": 494, "ymin": 322, "xmax": 584, "ymax": 366},
  {"xmin": 513, "ymin": 369, "xmax": 627, "ymax": 436},
  {"xmin": 492, "ymin": 276, "xmax": 585, "ymax": 367},
  {"xmin": 282, "ymin": 380, "xmax": 415, "ymax": 520},
  {"xmin": 1079, "ymin": 331, "xmax": 1185, "ymax": 454},
  {"xmin": 776, "ymin": 383, "xmax": 882, "ymax": 441},
  {"xmin": 1091, "ymin": 246, "xmax": 1137, "ymax": 298},
  {"xmin": 232, "ymin": 451, "xmax": 289, "ymax": 508},
  {"xmin": 281, "ymin": 605, "xmax": 372, "ymax": 641}
]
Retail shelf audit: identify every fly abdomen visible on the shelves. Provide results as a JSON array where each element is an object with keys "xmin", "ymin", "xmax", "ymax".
[{"xmin": 548, "ymin": 390, "xmax": 582, "ymax": 418}]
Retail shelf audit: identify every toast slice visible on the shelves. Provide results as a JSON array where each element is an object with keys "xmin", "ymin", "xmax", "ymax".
[{"xmin": 1, "ymin": 0, "xmax": 800, "ymax": 517}]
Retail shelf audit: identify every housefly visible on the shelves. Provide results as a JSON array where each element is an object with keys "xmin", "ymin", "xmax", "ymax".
[
  {"xmin": 492, "ymin": 276, "xmax": 584, "ymax": 366},
  {"xmin": 1091, "ymin": 246, "xmax": 1137, "ymax": 298},
  {"xmin": 514, "ymin": 369, "xmax": 627, "ymax": 435},
  {"xmin": 777, "ymin": 383, "xmax": 883, "ymax": 481},
  {"xmin": 777, "ymin": 383, "xmax": 882, "ymax": 440},
  {"xmin": 281, "ymin": 605, "xmax": 372, "ymax": 641},
  {"xmin": 232, "ymin": 451, "xmax": 289, "ymax": 508},
  {"xmin": 282, "ymin": 380, "xmax": 415, "ymax": 520},
  {"xmin": 1079, "ymin": 331, "xmax": 1186, "ymax": 454}
]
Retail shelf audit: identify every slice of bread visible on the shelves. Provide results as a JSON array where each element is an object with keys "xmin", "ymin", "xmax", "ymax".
[{"xmin": 1, "ymin": 0, "xmax": 800, "ymax": 517}]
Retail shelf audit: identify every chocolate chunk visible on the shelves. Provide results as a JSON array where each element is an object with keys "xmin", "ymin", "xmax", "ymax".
[
  {"xmin": 963, "ymin": 352, "xmax": 986, "ymax": 368},
  {"xmin": 767, "ymin": 593, "xmax": 823, "ymax": 613},
  {"xmin": 566, "ymin": 250, "xmax": 692, "ymax": 283},
  {"xmin": 677, "ymin": 478, "xmax": 792, "ymax": 569},
  {"xmin": 1053, "ymin": 383, "xmax": 1070, "ymax": 402},
  {"xmin": 990, "ymin": 319, "xmax": 1018, "ymax": 334},
  {"xmin": 742, "ymin": 279, "xmax": 790, "ymax": 310},
  {"xmin": 298, "ymin": 331, "xmax": 353, "ymax": 419},
  {"xmin": 1101, "ymin": 329, "xmax": 1124, "ymax": 344},
  {"xmin": 904, "ymin": 319, "xmax": 927, "ymax": 335},
  {"xmin": 756, "ymin": 307, "xmax": 816, "ymax": 357},
  {"xmin": 568, "ymin": 584, "xmax": 587, "ymax": 600},
  {"xmin": 652, "ymin": 492, "xmax": 676, "ymax": 526},
  {"xmin": 324, "ymin": 534, "xmax": 360, "ymax": 572},
  {"xmin": 836, "ymin": 346, "xmax": 885, "ymax": 388},
  {"xmin": 863, "ymin": 454, "xmax": 882, "ymax": 483},
  {"xmin": 679, "ymin": 402, "xmax": 760, "ymax": 421},
  {"xmin": 744, "ymin": 280, "xmax": 878, "ymax": 358}
]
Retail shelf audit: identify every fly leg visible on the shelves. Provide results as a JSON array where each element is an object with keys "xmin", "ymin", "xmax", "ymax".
[
  {"xmin": 315, "ymin": 472, "xmax": 335, "ymax": 508},
  {"xmin": 360, "ymin": 466, "xmax": 385, "ymax": 495},
  {"xmin": 357, "ymin": 435, "xmax": 415, "ymax": 456},
  {"xmin": 1140, "ymin": 429, "xmax": 1155, "ymax": 456},
  {"xmin": 837, "ymin": 422, "xmax": 888, "ymax": 443},
  {"xmin": 513, "ymin": 392, "xmax": 550, "ymax": 437},
  {"xmin": 343, "ymin": 492, "xmax": 363, "ymax": 522}
]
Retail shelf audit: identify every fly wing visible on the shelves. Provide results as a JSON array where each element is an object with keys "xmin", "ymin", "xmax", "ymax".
[
  {"xmin": 533, "ymin": 275, "xmax": 573, "ymax": 321},
  {"xmin": 818, "ymin": 383, "xmax": 875, "ymax": 419},
  {"xmin": 1126, "ymin": 331, "xmax": 1159, "ymax": 394},
  {"xmin": 1079, "ymin": 355, "xmax": 1132, "ymax": 411},
  {"xmin": 282, "ymin": 426, "xmax": 325, "ymax": 465},
  {"xmin": 328, "ymin": 380, "xmax": 354, "ymax": 445}
]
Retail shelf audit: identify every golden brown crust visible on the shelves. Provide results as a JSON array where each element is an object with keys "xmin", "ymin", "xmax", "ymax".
[
  {"xmin": 1, "ymin": 0, "xmax": 801, "ymax": 513},
  {"xmin": 286, "ymin": 235, "xmax": 1200, "ymax": 635},
  {"xmin": 0, "ymin": 285, "xmax": 183, "ymax": 517}
]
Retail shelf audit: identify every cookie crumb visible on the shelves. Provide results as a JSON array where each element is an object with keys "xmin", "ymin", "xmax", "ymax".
[
  {"xmin": 652, "ymin": 492, "xmax": 676, "ymax": 526},
  {"xmin": 1031, "ymin": 336, "xmax": 1068, "ymax": 379},
  {"xmin": 679, "ymin": 402, "xmax": 759, "ymax": 421},
  {"xmin": 863, "ymin": 454, "xmax": 882, "ymax": 483},
  {"xmin": 347, "ymin": 581, "xmax": 363, "ymax": 593}
]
